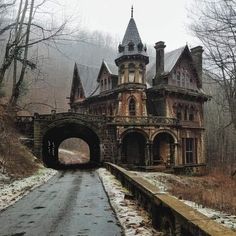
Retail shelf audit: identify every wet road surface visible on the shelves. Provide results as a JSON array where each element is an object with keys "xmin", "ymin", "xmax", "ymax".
[{"xmin": 0, "ymin": 170, "xmax": 122, "ymax": 236}]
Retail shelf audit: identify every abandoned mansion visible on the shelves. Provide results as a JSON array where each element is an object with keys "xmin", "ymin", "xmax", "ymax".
[{"xmin": 69, "ymin": 11, "xmax": 209, "ymax": 172}]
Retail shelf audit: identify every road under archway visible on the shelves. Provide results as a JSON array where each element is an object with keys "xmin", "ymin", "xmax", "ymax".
[{"xmin": 42, "ymin": 123, "xmax": 100, "ymax": 168}]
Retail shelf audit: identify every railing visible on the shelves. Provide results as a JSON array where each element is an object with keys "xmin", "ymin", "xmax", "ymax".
[
  {"xmin": 33, "ymin": 112, "xmax": 107, "ymax": 123},
  {"xmin": 106, "ymin": 116, "xmax": 179, "ymax": 126},
  {"xmin": 16, "ymin": 112, "xmax": 180, "ymax": 127}
]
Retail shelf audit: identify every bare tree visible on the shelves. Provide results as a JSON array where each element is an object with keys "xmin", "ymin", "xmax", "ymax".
[
  {"xmin": 190, "ymin": 0, "xmax": 236, "ymax": 130},
  {"xmin": 0, "ymin": 0, "xmax": 68, "ymax": 107}
]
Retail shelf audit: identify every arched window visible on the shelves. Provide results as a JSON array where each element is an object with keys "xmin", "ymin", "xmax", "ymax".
[
  {"xmin": 104, "ymin": 79, "xmax": 107, "ymax": 90},
  {"xmin": 128, "ymin": 63, "xmax": 135, "ymax": 83},
  {"xmin": 129, "ymin": 98, "xmax": 136, "ymax": 116},
  {"xmin": 119, "ymin": 65, "xmax": 125, "ymax": 84}
]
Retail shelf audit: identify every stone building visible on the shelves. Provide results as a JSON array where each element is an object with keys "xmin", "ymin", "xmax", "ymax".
[{"xmin": 69, "ymin": 10, "xmax": 209, "ymax": 172}]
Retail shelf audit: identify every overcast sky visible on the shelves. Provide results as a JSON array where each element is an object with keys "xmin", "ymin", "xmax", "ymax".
[{"xmin": 60, "ymin": 0, "xmax": 199, "ymax": 52}]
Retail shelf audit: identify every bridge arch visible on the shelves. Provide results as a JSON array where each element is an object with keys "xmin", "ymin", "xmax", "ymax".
[{"xmin": 41, "ymin": 120, "xmax": 100, "ymax": 168}]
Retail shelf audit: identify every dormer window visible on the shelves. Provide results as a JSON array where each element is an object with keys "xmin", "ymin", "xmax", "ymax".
[
  {"xmin": 118, "ymin": 44, "xmax": 124, "ymax": 53},
  {"xmin": 137, "ymin": 42, "xmax": 143, "ymax": 51},
  {"xmin": 128, "ymin": 41, "xmax": 134, "ymax": 51}
]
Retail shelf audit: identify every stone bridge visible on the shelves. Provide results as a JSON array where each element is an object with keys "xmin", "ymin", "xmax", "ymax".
[{"xmin": 15, "ymin": 111, "xmax": 179, "ymax": 168}]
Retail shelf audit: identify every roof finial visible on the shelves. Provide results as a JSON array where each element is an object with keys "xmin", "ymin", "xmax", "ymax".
[{"xmin": 131, "ymin": 5, "xmax": 133, "ymax": 18}]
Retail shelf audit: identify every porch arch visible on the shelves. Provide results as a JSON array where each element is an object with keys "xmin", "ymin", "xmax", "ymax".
[
  {"xmin": 120, "ymin": 129, "xmax": 148, "ymax": 165},
  {"xmin": 152, "ymin": 131, "xmax": 176, "ymax": 166}
]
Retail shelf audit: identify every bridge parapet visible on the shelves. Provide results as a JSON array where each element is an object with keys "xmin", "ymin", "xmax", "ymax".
[{"xmin": 34, "ymin": 112, "xmax": 107, "ymax": 124}]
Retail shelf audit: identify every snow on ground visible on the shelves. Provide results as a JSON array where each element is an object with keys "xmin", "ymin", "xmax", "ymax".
[
  {"xmin": 97, "ymin": 168, "xmax": 162, "ymax": 236},
  {"xmin": 133, "ymin": 171, "xmax": 236, "ymax": 231},
  {"xmin": 0, "ymin": 168, "xmax": 57, "ymax": 211}
]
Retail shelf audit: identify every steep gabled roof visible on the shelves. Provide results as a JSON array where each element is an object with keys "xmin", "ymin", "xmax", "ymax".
[
  {"xmin": 73, "ymin": 63, "xmax": 100, "ymax": 98},
  {"xmin": 165, "ymin": 46, "xmax": 186, "ymax": 72},
  {"xmin": 97, "ymin": 61, "xmax": 118, "ymax": 82},
  {"xmin": 147, "ymin": 46, "xmax": 187, "ymax": 83},
  {"xmin": 104, "ymin": 61, "xmax": 118, "ymax": 76}
]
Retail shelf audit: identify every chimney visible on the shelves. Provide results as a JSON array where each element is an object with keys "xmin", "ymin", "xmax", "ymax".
[
  {"xmin": 154, "ymin": 41, "xmax": 166, "ymax": 78},
  {"xmin": 191, "ymin": 46, "xmax": 204, "ymax": 88}
]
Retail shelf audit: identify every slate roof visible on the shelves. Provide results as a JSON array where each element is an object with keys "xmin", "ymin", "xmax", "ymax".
[
  {"xmin": 117, "ymin": 17, "xmax": 148, "ymax": 58},
  {"xmin": 76, "ymin": 63, "xmax": 100, "ymax": 97},
  {"xmin": 72, "ymin": 46, "xmax": 188, "ymax": 99},
  {"xmin": 122, "ymin": 18, "xmax": 142, "ymax": 46},
  {"xmin": 147, "ymin": 46, "xmax": 186, "ymax": 83},
  {"xmin": 104, "ymin": 61, "xmax": 118, "ymax": 75}
]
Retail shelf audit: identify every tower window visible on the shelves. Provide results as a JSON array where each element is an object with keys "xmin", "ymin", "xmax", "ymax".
[
  {"xmin": 129, "ymin": 98, "xmax": 136, "ymax": 116},
  {"xmin": 128, "ymin": 63, "xmax": 135, "ymax": 82}
]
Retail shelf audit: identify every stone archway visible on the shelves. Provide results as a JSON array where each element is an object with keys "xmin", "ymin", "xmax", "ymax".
[
  {"xmin": 42, "ymin": 122, "xmax": 100, "ymax": 168},
  {"xmin": 152, "ymin": 132, "xmax": 175, "ymax": 166},
  {"xmin": 121, "ymin": 131, "xmax": 147, "ymax": 166}
]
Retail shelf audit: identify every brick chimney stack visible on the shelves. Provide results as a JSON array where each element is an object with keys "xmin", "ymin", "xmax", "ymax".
[
  {"xmin": 190, "ymin": 46, "xmax": 204, "ymax": 88},
  {"xmin": 154, "ymin": 41, "xmax": 166, "ymax": 78}
]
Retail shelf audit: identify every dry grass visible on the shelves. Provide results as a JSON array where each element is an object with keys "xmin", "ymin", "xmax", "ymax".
[
  {"xmin": 0, "ymin": 105, "xmax": 42, "ymax": 179},
  {"xmin": 168, "ymin": 171, "xmax": 236, "ymax": 215}
]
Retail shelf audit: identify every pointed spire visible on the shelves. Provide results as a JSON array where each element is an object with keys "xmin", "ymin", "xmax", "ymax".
[{"xmin": 131, "ymin": 5, "xmax": 133, "ymax": 18}]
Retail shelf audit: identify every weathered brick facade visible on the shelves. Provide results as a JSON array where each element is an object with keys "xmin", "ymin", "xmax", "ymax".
[{"xmin": 69, "ymin": 12, "xmax": 209, "ymax": 173}]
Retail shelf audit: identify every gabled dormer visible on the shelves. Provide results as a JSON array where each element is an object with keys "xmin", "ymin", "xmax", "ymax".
[
  {"xmin": 152, "ymin": 42, "xmax": 203, "ymax": 91},
  {"xmin": 97, "ymin": 61, "xmax": 118, "ymax": 93}
]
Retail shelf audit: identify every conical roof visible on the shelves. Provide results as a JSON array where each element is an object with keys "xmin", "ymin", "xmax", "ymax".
[
  {"xmin": 122, "ymin": 18, "xmax": 142, "ymax": 46},
  {"xmin": 116, "ymin": 15, "xmax": 148, "ymax": 65}
]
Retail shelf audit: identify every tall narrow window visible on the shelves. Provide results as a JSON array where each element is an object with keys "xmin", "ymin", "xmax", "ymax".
[
  {"xmin": 177, "ymin": 107, "xmax": 182, "ymax": 120},
  {"xmin": 128, "ymin": 63, "xmax": 135, "ymax": 83},
  {"xmin": 189, "ymin": 108, "xmax": 194, "ymax": 121},
  {"xmin": 129, "ymin": 98, "xmax": 136, "ymax": 116},
  {"xmin": 185, "ymin": 138, "xmax": 194, "ymax": 164},
  {"xmin": 184, "ymin": 106, "xmax": 188, "ymax": 120}
]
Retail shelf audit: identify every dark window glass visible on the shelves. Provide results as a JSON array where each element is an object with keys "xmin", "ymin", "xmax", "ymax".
[
  {"xmin": 129, "ymin": 98, "xmax": 136, "ymax": 116},
  {"xmin": 185, "ymin": 138, "xmax": 194, "ymax": 164},
  {"xmin": 177, "ymin": 108, "xmax": 182, "ymax": 120}
]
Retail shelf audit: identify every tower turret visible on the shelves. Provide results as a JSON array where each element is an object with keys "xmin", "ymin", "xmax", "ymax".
[
  {"xmin": 115, "ymin": 7, "xmax": 149, "ymax": 86},
  {"xmin": 115, "ymin": 7, "xmax": 148, "ymax": 117}
]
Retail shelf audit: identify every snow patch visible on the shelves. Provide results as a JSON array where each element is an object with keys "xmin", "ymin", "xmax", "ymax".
[
  {"xmin": 0, "ymin": 168, "xmax": 57, "ymax": 211},
  {"xmin": 97, "ymin": 168, "xmax": 161, "ymax": 236}
]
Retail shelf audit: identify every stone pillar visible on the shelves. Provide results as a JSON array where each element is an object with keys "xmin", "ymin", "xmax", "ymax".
[{"xmin": 149, "ymin": 143, "xmax": 153, "ymax": 165}]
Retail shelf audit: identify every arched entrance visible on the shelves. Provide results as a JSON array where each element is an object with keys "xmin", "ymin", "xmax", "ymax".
[
  {"xmin": 42, "ymin": 123, "xmax": 100, "ymax": 168},
  {"xmin": 121, "ymin": 131, "xmax": 146, "ymax": 165},
  {"xmin": 152, "ymin": 132, "xmax": 175, "ymax": 166}
]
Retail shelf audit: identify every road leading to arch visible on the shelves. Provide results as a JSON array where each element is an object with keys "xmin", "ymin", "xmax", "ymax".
[{"xmin": 0, "ymin": 170, "xmax": 123, "ymax": 236}]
